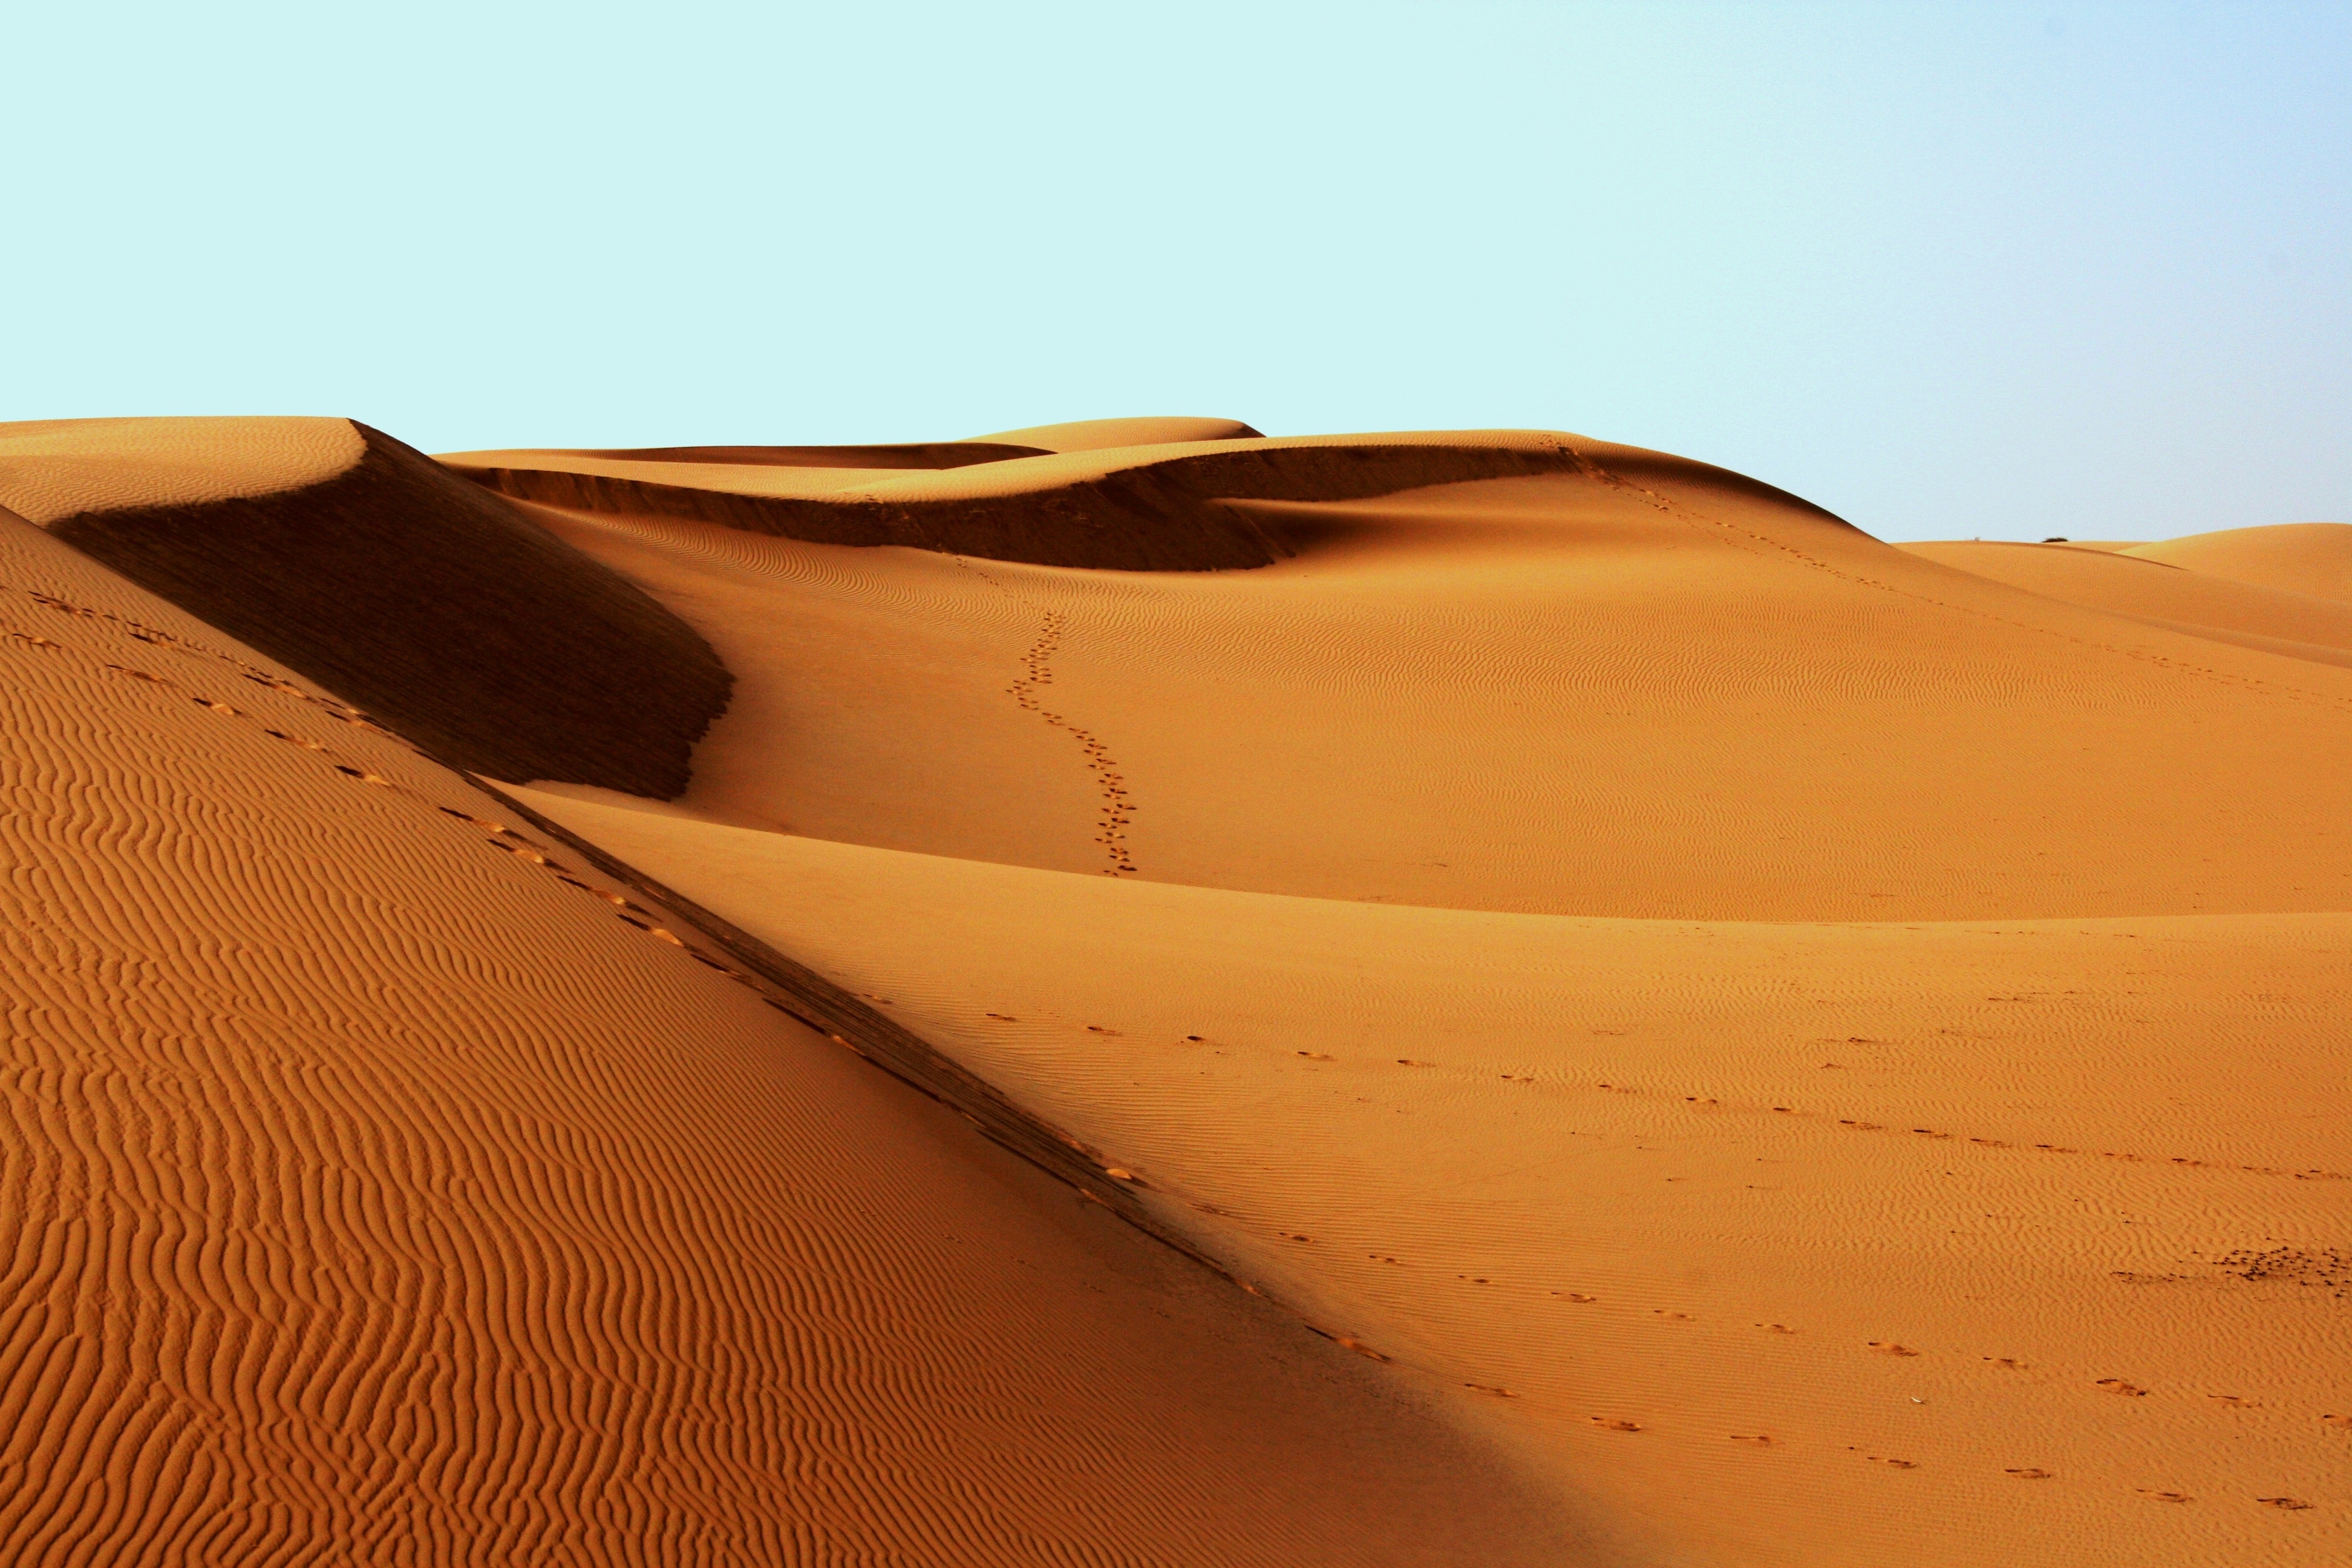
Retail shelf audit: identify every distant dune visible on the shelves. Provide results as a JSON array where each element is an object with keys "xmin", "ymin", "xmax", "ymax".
[
  {"xmin": 2123, "ymin": 521, "xmax": 2352, "ymax": 603},
  {"xmin": 1, "ymin": 414, "xmax": 2343, "ymax": 1566}
]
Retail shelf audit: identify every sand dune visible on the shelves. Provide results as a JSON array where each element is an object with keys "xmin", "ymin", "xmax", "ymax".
[
  {"xmin": 519, "ymin": 465, "xmax": 2352, "ymax": 920},
  {"xmin": 0, "ymin": 416, "xmax": 363, "ymax": 522},
  {"xmin": 504, "ymin": 795, "xmax": 2352, "ymax": 1568},
  {"xmin": 2122, "ymin": 522, "xmax": 2352, "ymax": 603},
  {"xmin": 443, "ymin": 430, "xmax": 1782, "ymax": 570},
  {"xmin": 11, "ymin": 419, "xmax": 730, "ymax": 797},
  {"xmin": 970, "ymin": 415, "xmax": 1266, "ymax": 451},
  {"xmin": 1897, "ymin": 539, "xmax": 2352, "ymax": 668},
  {"xmin": 0, "ymin": 501, "xmax": 1564, "ymax": 1565},
  {"xmin": 6, "ymin": 410, "xmax": 2343, "ymax": 1566}
]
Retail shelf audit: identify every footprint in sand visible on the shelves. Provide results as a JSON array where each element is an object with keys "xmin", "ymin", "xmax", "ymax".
[
  {"xmin": 1758, "ymin": 1322, "xmax": 1797, "ymax": 1334},
  {"xmin": 1654, "ymin": 1310, "xmax": 1694, "ymax": 1322},
  {"xmin": 1296, "ymin": 1050, "xmax": 1335, "ymax": 1061},
  {"xmin": 2137, "ymin": 1489, "xmax": 2192, "ymax": 1503},
  {"xmin": 1869, "ymin": 1342, "xmax": 1921, "ymax": 1357},
  {"xmin": 2006, "ymin": 1468, "xmax": 2054, "ymax": 1480},
  {"xmin": 1396, "ymin": 1058, "xmax": 1433, "ymax": 1067},
  {"xmin": 1984, "ymin": 1356, "xmax": 2027, "ymax": 1370},
  {"xmin": 1555, "ymin": 1292, "xmax": 1598, "ymax": 1302},
  {"xmin": 1590, "ymin": 1417, "xmax": 1640, "ymax": 1431},
  {"xmin": 2209, "ymin": 1394, "xmax": 2258, "ymax": 1408},
  {"xmin": 1870, "ymin": 1456, "xmax": 1918, "ymax": 1470},
  {"xmin": 1730, "ymin": 1434, "xmax": 1775, "ymax": 1446},
  {"xmin": 2258, "ymin": 1497, "xmax": 2311, "ymax": 1511},
  {"xmin": 2096, "ymin": 1379, "xmax": 2148, "ymax": 1397},
  {"xmin": 2322, "ymin": 1413, "xmax": 2351, "ymax": 1430}
]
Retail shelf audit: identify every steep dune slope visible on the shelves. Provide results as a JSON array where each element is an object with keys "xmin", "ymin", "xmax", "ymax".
[
  {"xmin": 2123, "ymin": 523, "xmax": 2352, "ymax": 603},
  {"xmin": 1897, "ymin": 538, "xmax": 2352, "ymax": 668},
  {"xmin": 9, "ymin": 420, "xmax": 730, "ymax": 797},
  {"xmin": 504, "ymin": 797, "xmax": 2352, "ymax": 1568},
  {"xmin": 523, "ymin": 457, "xmax": 2352, "ymax": 920},
  {"xmin": 0, "ymin": 506, "xmax": 1567, "ymax": 1566}
]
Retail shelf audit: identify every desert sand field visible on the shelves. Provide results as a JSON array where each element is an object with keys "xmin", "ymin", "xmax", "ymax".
[{"xmin": 1, "ymin": 415, "xmax": 2343, "ymax": 1565}]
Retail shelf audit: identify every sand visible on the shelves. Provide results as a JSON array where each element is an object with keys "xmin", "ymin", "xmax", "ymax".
[
  {"xmin": 1897, "ymin": 539, "xmax": 2352, "ymax": 668},
  {"xmin": 0, "ymin": 416, "xmax": 362, "ymax": 523},
  {"xmin": 487, "ymin": 438, "xmax": 2347, "ymax": 1566},
  {"xmin": 5, "ymin": 414, "xmax": 2344, "ymax": 1565},
  {"xmin": 0, "ymin": 494, "xmax": 1567, "ymax": 1564},
  {"xmin": 2122, "ymin": 523, "xmax": 2352, "ymax": 604}
]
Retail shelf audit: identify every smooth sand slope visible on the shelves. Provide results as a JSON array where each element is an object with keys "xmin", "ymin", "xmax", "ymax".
[
  {"xmin": 486, "ymin": 432, "xmax": 2350, "ymax": 1567},
  {"xmin": 2125, "ymin": 523, "xmax": 2352, "ymax": 603},
  {"xmin": 0, "ymin": 497, "xmax": 1567, "ymax": 1564},
  {"xmin": 1899, "ymin": 537, "xmax": 2352, "ymax": 668}
]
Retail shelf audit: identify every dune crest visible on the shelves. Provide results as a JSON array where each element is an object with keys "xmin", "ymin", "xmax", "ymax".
[
  {"xmin": 969, "ymin": 415, "xmax": 1266, "ymax": 451},
  {"xmin": 2123, "ymin": 521, "xmax": 2352, "ymax": 603},
  {"xmin": 0, "ymin": 414, "xmax": 362, "ymax": 521},
  {"xmin": 36, "ymin": 422, "xmax": 731, "ymax": 798}
]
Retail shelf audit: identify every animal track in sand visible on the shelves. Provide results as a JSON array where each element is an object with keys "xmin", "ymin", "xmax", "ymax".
[
  {"xmin": 1758, "ymin": 1322, "xmax": 1797, "ymax": 1333},
  {"xmin": 2138, "ymin": 1490, "xmax": 2193, "ymax": 1503},
  {"xmin": 1589, "ymin": 1417, "xmax": 1639, "ymax": 1431},
  {"xmin": 1554, "ymin": 1292, "xmax": 1598, "ymax": 1303},
  {"xmin": 1869, "ymin": 1342, "xmax": 1921, "ymax": 1357},
  {"xmin": 1005, "ymin": 609, "xmax": 1138, "ymax": 876},
  {"xmin": 2096, "ymin": 1379, "xmax": 2148, "ymax": 1397},
  {"xmin": 1730, "ymin": 1434, "xmax": 1775, "ymax": 1446},
  {"xmin": 1869, "ymin": 1456, "xmax": 1918, "ymax": 1470},
  {"xmin": 2258, "ymin": 1497, "xmax": 2311, "ymax": 1510},
  {"xmin": 2007, "ymin": 1468, "xmax": 2054, "ymax": 1480}
]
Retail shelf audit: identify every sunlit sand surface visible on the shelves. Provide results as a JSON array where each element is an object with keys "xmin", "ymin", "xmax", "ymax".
[{"xmin": 1, "ymin": 414, "xmax": 2342, "ymax": 1564}]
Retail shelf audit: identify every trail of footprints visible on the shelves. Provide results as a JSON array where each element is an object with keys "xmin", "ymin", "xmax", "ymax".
[
  {"xmin": 1155, "ymin": 1025, "xmax": 2336, "ymax": 1511},
  {"xmin": 1006, "ymin": 610, "xmax": 1137, "ymax": 876}
]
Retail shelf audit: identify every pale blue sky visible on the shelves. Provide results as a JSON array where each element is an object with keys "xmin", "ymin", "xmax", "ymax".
[{"xmin": 5, "ymin": 2, "xmax": 2345, "ymax": 540}]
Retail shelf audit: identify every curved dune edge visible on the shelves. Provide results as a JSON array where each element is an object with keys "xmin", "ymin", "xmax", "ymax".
[
  {"xmin": 970, "ymin": 415, "xmax": 1266, "ymax": 451},
  {"xmin": 566, "ymin": 440, "xmax": 1053, "ymax": 469},
  {"xmin": 0, "ymin": 414, "xmax": 364, "ymax": 522},
  {"xmin": 2125, "ymin": 521, "xmax": 2352, "ymax": 603},
  {"xmin": 448, "ymin": 429, "xmax": 1853, "ymax": 572},
  {"xmin": 0, "ymin": 509, "xmax": 1578, "ymax": 1567},
  {"xmin": 1898, "ymin": 537, "xmax": 2352, "ymax": 667},
  {"xmin": 42, "ymin": 423, "xmax": 733, "ymax": 798}
]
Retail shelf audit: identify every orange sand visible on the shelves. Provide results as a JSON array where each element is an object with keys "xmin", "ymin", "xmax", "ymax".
[
  {"xmin": 501, "ymin": 436, "xmax": 2347, "ymax": 1566},
  {"xmin": 0, "ymin": 480, "xmax": 1565, "ymax": 1563},
  {"xmin": 4, "ymin": 416, "xmax": 2344, "ymax": 1566}
]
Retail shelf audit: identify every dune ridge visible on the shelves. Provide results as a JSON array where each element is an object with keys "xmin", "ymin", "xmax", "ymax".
[
  {"xmin": 448, "ymin": 428, "xmax": 1843, "ymax": 572},
  {"xmin": 2123, "ymin": 522, "xmax": 2352, "ymax": 603},
  {"xmin": 0, "ymin": 415, "xmax": 364, "ymax": 522},
  {"xmin": 38, "ymin": 422, "xmax": 731, "ymax": 798}
]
